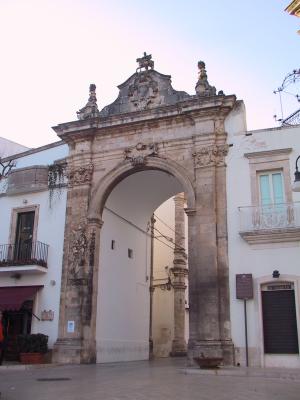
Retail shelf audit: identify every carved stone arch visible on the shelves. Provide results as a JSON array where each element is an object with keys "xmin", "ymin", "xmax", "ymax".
[
  {"xmin": 88, "ymin": 157, "xmax": 196, "ymax": 221},
  {"xmin": 52, "ymin": 57, "xmax": 237, "ymax": 366}
]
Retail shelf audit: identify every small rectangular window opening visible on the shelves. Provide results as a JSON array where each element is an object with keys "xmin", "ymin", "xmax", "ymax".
[
  {"xmin": 111, "ymin": 240, "xmax": 115, "ymax": 250},
  {"xmin": 128, "ymin": 248, "xmax": 133, "ymax": 259}
]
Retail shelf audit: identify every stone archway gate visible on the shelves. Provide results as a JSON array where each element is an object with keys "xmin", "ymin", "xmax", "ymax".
[{"xmin": 52, "ymin": 54, "xmax": 236, "ymax": 365}]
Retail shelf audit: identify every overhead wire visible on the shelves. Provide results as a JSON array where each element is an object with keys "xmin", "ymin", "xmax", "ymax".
[
  {"xmin": 153, "ymin": 235, "xmax": 177, "ymax": 251},
  {"xmin": 153, "ymin": 225, "xmax": 186, "ymax": 252},
  {"xmin": 153, "ymin": 213, "xmax": 185, "ymax": 240},
  {"xmin": 104, "ymin": 206, "xmax": 185, "ymax": 252}
]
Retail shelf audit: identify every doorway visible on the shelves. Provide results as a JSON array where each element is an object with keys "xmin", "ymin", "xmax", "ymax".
[
  {"xmin": 14, "ymin": 211, "xmax": 35, "ymax": 261},
  {"xmin": 262, "ymin": 283, "xmax": 299, "ymax": 354},
  {"xmin": 2, "ymin": 300, "xmax": 33, "ymax": 361}
]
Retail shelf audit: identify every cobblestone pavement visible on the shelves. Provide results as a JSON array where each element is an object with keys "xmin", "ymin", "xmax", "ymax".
[{"xmin": 1, "ymin": 358, "xmax": 300, "ymax": 400}]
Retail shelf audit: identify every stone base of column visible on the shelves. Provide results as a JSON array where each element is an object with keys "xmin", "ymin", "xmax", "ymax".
[
  {"xmin": 170, "ymin": 339, "xmax": 187, "ymax": 357},
  {"xmin": 53, "ymin": 338, "xmax": 96, "ymax": 364},
  {"xmin": 220, "ymin": 339, "xmax": 235, "ymax": 365},
  {"xmin": 187, "ymin": 339, "xmax": 234, "ymax": 366}
]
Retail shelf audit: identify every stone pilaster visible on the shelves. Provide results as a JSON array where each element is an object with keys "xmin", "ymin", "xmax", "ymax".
[
  {"xmin": 171, "ymin": 193, "xmax": 188, "ymax": 356},
  {"xmin": 53, "ymin": 161, "xmax": 103, "ymax": 364},
  {"xmin": 187, "ymin": 148, "xmax": 221, "ymax": 364},
  {"xmin": 187, "ymin": 143, "xmax": 234, "ymax": 365},
  {"xmin": 216, "ymin": 157, "xmax": 235, "ymax": 365}
]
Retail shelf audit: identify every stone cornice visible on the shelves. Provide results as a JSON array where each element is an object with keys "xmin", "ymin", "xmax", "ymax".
[
  {"xmin": 239, "ymin": 227, "xmax": 300, "ymax": 244},
  {"xmin": 1, "ymin": 140, "xmax": 64, "ymax": 163},
  {"xmin": 244, "ymin": 148, "xmax": 292, "ymax": 160},
  {"xmin": 52, "ymin": 95, "xmax": 236, "ymax": 142}
]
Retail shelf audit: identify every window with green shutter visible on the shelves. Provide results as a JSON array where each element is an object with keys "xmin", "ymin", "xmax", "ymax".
[{"xmin": 259, "ymin": 171, "xmax": 284, "ymax": 205}]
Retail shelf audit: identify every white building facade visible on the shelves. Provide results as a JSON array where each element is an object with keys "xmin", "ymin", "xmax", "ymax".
[
  {"xmin": 0, "ymin": 56, "xmax": 299, "ymax": 368},
  {"xmin": 227, "ymin": 124, "xmax": 300, "ymax": 368}
]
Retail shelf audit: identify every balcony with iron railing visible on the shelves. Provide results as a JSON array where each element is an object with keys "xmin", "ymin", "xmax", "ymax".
[
  {"xmin": 238, "ymin": 202, "xmax": 300, "ymax": 244},
  {"xmin": 0, "ymin": 241, "xmax": 49, "ymax": 274}
]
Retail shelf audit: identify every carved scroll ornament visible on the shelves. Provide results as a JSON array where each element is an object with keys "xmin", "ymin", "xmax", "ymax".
[
  {"xmin": 124, "ymin": 142, "xmax": 158, "ymax": 167},
  {"xmin": 193, "ymin": 144, "xmax": 229, "ymax": 168},
  {"xmin": 68, "ymin": 225, "xmax": 88, "ymax": 285},
  {"xmin": 68, "ymin": 164, "xmax": 94, "ymax": 186}
]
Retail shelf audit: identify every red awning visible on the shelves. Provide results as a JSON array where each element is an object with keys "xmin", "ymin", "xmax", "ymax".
[{"xmin": 0, "ymin": 286, "xmax": 43, "ymax": 311}]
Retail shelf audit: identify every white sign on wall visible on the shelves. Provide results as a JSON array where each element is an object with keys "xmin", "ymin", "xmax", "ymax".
[{"xmin": 67, "ymin": 320, "xmax": 75, "ymax": 333}]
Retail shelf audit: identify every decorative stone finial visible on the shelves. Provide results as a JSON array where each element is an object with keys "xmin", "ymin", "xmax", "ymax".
[
  {"xmin": 195, "ymin": 61, "xmax": 216, "ymax": 97},
  {"xmin": 77, "ymin": 84, "xmax": 100, "ymax": 120},
  {"xmin": 136, "ymin": 52, "xmax": 154, "ymax": 72}
]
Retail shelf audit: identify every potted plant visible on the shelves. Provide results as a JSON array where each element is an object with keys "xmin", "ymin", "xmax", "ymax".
[{"xmin": 17, "ymin": 333, "xmax": 48, "ymax": 364}]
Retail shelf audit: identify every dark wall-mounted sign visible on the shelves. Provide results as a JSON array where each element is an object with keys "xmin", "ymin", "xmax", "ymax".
[{"xmin": 236, "ymin": 274, "xmax": 253, "ymax": 300}]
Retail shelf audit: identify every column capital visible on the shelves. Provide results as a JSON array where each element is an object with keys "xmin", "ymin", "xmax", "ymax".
[
  {"xmin": 184, "ymin": 207, "xmax": 196, "ymax": 216},
  {"xmin": 87, "ymin": 214, "xmax": 104, "ymax": 228}
]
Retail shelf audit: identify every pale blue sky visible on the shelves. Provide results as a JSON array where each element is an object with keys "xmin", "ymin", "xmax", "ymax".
[{"xmin": 0, "ymin": 0, "xmax": 299, "ymax": 148}]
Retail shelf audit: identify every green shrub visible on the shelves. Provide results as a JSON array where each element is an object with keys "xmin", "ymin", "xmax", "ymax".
[{"xmin": 17, "ymin": 333, "xmax": 48, "ymax": 354}]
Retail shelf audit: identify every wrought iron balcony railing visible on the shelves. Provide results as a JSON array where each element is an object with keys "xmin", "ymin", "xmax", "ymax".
[
  {"xmin": 0, "ymin": 241, "xmax": 49, "ymax": 268},
  {"xmin": 238, "ymin": 202, "xmax": 300, "ymax": 232}
]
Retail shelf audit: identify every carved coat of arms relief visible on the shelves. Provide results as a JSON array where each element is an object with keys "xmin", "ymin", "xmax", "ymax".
[
  {"xmin": 124, "ymin": 142, "xmax": 159, "ymax": 167},
  {"xmin": 128, "ymin": 72, "xmax": 161, "ymax": 110}
]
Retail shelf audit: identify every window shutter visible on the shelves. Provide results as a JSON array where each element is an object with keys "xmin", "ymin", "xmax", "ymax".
[
  {"xmin": 259, "ymin": 175, "xmax": 271, "ymax": 205},
  {"xmin": 272, "ymin": 173, "xmax": 284, "ymax": 204}
]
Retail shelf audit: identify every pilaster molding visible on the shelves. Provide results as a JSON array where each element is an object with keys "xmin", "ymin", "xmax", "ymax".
[
  {"xmin": 184, "ymin": 207, "xmax": 196, "ymax": 216},
  {"xmin": 67, "ymin": 163, "xmax": 94, "ymax": 187},
  {"xmin": 193, "ymin": 144, "xmax": 229, "ymax": 168},
  {"xmin": 87, "ymin": 215, "xmax": 104, "ymax": 228}
]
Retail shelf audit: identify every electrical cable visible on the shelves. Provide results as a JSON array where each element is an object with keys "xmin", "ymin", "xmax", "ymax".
[
  {"xmin": 153, "ymin": 226, "xmax": 186, "ymax": 252},
  {"xmin": 153, "ymin": 235, "xmax": 176, "ymax": 251},
  {"xmin": 104, "ymin": 206, "xmax": 183, "ymax": 252},
  {"xmin": 153, "ymin": 213, "xmax": 184, "ymax": 240}
]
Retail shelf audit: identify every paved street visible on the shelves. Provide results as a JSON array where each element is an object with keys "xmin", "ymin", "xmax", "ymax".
[{"xmin": 1, "ymin": 358, "xmax": 300, "ymax": 400}]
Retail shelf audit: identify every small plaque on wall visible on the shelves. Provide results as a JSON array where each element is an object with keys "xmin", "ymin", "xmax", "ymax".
[
  {"xmin": 41, "ymin": 310, "xmax": 54, "ymax": 321},
  {"xmin": 236, "ymin": 274, "xmax": 253, "ymax": 299}
]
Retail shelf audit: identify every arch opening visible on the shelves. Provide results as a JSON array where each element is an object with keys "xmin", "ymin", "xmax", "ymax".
[
  {"xmin": 88, "ymin": 157, "xmax": 196, "ymax": 222},
  {"xmin": 95, "ymin": 169, "xmax": 189, "ymax": 363}
]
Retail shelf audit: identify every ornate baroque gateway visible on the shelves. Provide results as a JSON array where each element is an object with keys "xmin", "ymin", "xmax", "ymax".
[{"xmin": 52, "ymin": 53, "xmax": 238, "ymax": 365}]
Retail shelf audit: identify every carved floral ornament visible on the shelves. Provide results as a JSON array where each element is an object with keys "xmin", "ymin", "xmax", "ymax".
[
  {"xmin": 124, "ymin": 142, "xmax": 159, "ymax": 167},
  {"xmin": 67, "ymin": 163, "xmax": 94, "ymax": 186},
  {"xmin": 193, "ymin": 144, "xmax": 229, "ymax": 168},
  {"xmin": 68, "ymin": 225, "xmax": 96, "ymax": 287},
  {"xmin": 68, "ymin": 225, "xmax": 88, "ymax": 284}
]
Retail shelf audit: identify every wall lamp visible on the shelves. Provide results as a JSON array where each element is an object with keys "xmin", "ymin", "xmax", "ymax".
[{"xmin": 292, "ymin": 155, "xmax": 300, "ymax": 192}]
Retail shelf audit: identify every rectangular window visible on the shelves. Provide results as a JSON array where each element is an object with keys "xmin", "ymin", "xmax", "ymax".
[
  {"xmin": 128, "ymin": 249, "xmax": 133, "ymax": 259},
  {"xmin": 259, "ymin": 171, "xmax": 284, "ymax": 205}
]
